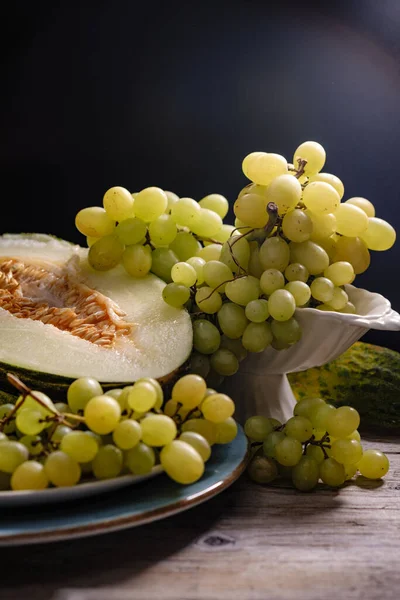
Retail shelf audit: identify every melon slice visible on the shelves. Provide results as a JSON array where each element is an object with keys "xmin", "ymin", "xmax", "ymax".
[{"xmin": 0, "ymin": 234, "xmax": 192, "ymax": 394}]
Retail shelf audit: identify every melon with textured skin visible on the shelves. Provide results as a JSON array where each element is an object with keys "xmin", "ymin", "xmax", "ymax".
[
  {"xmin": 0, "ymin": 234, "xmax": 192, "ymax": 400},
  {"xmin": 288, "ymin": 342, "xmax": 400, "ymax": 431}
]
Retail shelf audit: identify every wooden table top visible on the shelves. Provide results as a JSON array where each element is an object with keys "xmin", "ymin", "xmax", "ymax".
[{"xmin": 2, "ymin": 435, "xmax": 399, "ymax": 600}]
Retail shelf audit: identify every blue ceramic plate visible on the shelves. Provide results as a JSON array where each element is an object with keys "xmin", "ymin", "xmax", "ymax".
[{"xmin": 0, "ymin": 425, "xmax": 248, "ymax": 546}]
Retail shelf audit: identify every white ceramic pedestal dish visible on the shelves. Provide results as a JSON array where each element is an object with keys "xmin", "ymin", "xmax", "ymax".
[{"xmin": 222, "ymin": 285, "xmax": 400, "ymax": 423}]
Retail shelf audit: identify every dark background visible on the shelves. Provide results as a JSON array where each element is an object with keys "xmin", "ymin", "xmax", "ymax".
[{"xmin": 1, "ymin": 0, "xmax": 399, "ymax": 350}]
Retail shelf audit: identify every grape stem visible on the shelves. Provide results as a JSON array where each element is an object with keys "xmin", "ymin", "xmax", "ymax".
[
  {"xmin": 198, "ymin": 274, "xmax": 246, "ymax": 303},
  {"xmin": 294, "ymin": 158, "xmax": 308, "ymax": 179}
]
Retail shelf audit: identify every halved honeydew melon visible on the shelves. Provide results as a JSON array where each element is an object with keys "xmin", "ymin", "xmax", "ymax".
[{"xmin": 0, "ymin": 234, "xmax": 192, "ymax": 399}]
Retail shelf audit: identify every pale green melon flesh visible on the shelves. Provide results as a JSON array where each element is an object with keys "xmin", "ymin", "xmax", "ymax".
[{"xmin": 0, "ymin": 234, "xmax": 193, "ymax": 382}]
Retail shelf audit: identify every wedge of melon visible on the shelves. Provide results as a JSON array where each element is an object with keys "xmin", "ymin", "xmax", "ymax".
[{"xmin": 0, "ymin": 234, "xmax": 192, "ymax": 398}]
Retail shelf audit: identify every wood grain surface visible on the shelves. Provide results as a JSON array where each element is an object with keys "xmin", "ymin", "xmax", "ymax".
[{"xmin": 1, "ymin": 435, "xmax": 399, "ymax": 600}]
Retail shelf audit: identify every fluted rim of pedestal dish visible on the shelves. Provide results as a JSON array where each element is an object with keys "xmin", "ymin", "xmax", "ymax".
[{"xmin": 295, "ymin": 284, "xmax": 400, "ymax": 331}]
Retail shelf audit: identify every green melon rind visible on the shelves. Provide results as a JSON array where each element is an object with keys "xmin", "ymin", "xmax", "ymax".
[{"xmin": 288, "ymin": 342, "xmax": 400, "ymax": 432}]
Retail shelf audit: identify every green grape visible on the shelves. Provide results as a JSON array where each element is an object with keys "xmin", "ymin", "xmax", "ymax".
[
  {"xmin": 211, "ymin": 224, "xmax": 235, "ymax": 243},
  {"xmin": 122, "ymin": 244, "xmax": 152, "ymax": 277},
  {"xmin": 344, "ymin": 463, "xmax": 358, "ymax": 480},
  {"xmin": 16, "ymin": 392, "xmax": 55, "ymax": 418},
  {"xmin": 307, "ymin": 210, "xmax": 337, "ymax": 242},
  {"xmin": 171, "ymin": 262, "xmax": 197, "ymax": 287},
  {"xmin": 197, "ymin": 243, "xmax": 222, "ymax": 262},
  {"xmin": 308, "ymin": 403, "xmax": 336, "ymax": 430},
  {"xmin": 125, "ymin": 442, "xmax": 155, "ymax": 475},
  {"xmin": 148, "ymin": 214, "xmax": 177, "ymax": 247},
  {"xmin": 219, "ymin": 336, "xmax": 248, "ymax": 362},
  {"xmin": 215, "ymin": 417, "xmax": 238, "ymax": 444},
  {"xmin": 140, "ymin": 415, "xmax": 177, "ymax": 446},
  {"xmin": 259, "ymin": 237, "xmax": 290, "ymax": 272},
  {"xmin": 262, "ymin": 431, "xmax": 287, "ymax": 458},
  {"xmin": 345, "ymin": 196, "xmax": 375, "ymax": 217},
  {"xmin": 319, "ymin": 457, "xmax": 345, "ymax": 486},
  {"xmin": 84, "ymin": 395, "xmax": 121, "ymax": 435},
  {"xmin": 275, "ymin": 437, "xmax": 303, "ymax": 466},
  {"xmin": 234, "ymin": 217, "xmax": 253, "ymax": 234},
  {"xmin": 225, "ymin": 275, "xmax": 260, "ymax": 306},
  {"xmin": 244, "ymin": 416, "xmax": 274, "ymax": 442},
  {"xmin": 179, "ymin": 431, "xmax": 211, "ymax": 462},
  {"xmin": 128, "ymin": 381, "xmax": 158, "ymax": 412},
  {"xmin": 103, "ymin": 186, "xmax": 135, "ymax": 221},
  {"xmin": 347, "ymin": 430, "xmax": 361, "ymax": 442},
  {"xmin": 151, "ymin": 247, "xmax": 179, "ymax": 282},
  {"xmin": 170, "ymin": 197, "xmax": 201, "ymax": 227},
  {"xmin": 75, "ymin": 206, "xmax": 116, "ymax": 237},
  {"xmin": 271, "ymin": 318, "xmax": 302, "ymax": 345},
  {"xmin": 19, "ymin": 434, "xmax": 43, "ymax": 456},
  {"xmin": 67, "ymin": 377, "xmax": 104, "ymax": 414},
  {"xmin": 170, "ymin": 232, "xmax": 201, "ymax": 261},
  {"xmin": 50, "ymin": 424, "xmax": 73, "ymax": 445},
  {"xmin": 291, "ymin": 456, "xmax": 319, "ymax": 491},
  {"xmin": 242, "ymin": 321, "xmax": 273, "ymax": 352},
  {"xmin": 92, "ymin": 444, "xmax": 123, "ymax": 479},
  {"xmin": 172, "ymin": 374, "xmax": 207, "ymax": 409},
  {"xmin": 134, "ymin": 377, "xmax": 163, "ymax": 410},
  {"xmin": 0, "ymin": 441, "xmax": 29, "ymax": 473},
  {"xmin": 310, "ymin": 277, "xmax": 334, "ymax": 303},
  {"xmin": 331, "ymin": 439, "xmax": 363, "ymax": 465},
  {"xmin": 357, "ymin": 449, "xmax": 389, "ymax": 479},
  {"xmin": 181, "ymin": 418, "xmax": 217, "ymax": 445},
  {"xmin": 333, "ymin": 235, "xmax": 370, "ymax": 275},
  {"xmin": 282, "ymin": 209, "xmax": 313, "ymax": 243},
  {"xmin": 247, "ymin": 455, "xmax": 279, "ymax": 484},
  {"xmin": 339, "ymin": 302, "xmax": 357, "ymax": 314},
  {"xmin": 302, "ymin": 182, "xmax": 339, "ymax": 214},
  {"xmin": 260, "ymin": 268, "xmax": 285, "ymax": 295},
  {"xmin": 163, "ymin": 399, "xmax": 180, "ymax": 418},
  {"xmin": 199, "ymin": 193, "xmax": 229, "ymax": 218},
  {"xmin": 294, "ymin": 397, "xmax": 325, "ymax": 418},
  {"xmin": 16, "ymin": 408, "xmax": 47, "ymax": 436},
  {"xmin": 361, "ymin": 217, "xmax": 397, "ymax": 251},
  {"xmin": 248, "ymin": 241, "xmax": 264, "ymax": 278},
  {"xmin": 220, "ymin": 235, "xmax": 250, "ymax": 273},
  {"xmin": 186, "ymin": 256, "xmax": 206, "ymax": 284},
  {"xmin": 161, "ymin": 440, "xmax": 204, "ymax": 484},
  {"xmin": 308, "ymin": 172, "xmax": 344, "ymax": 199},
  {"xmin": 217, "ymin": 303, "xmax": 249, "ymax": 339},
  {"xmin": 243, "ymin": 152, "xmax": 288, "ymax": 186},
  {"xmin": 264, "ymin": 174, "xmax": 302, "ymax": 215},
  {"xmin": 164, "ymin": 190, "xmax": 179, "ymax": 212},
  {"xmin": 54, "ymin": 402, "xmax": 69, "ymax": 414},
  {"xmin": 290, "ymin": 240, "xmax": 329, "ymax": 275},
  {"xmin": 195, "ymin": 287, "xmax": 222, "ymax": 314},
  {"xmin": 116, "ymin": 217, "xmax": 147, "ymax": 245},
  {"xmin": 192, "ymin": 319, "xmax": 221, "ymax": 354},
  {"xmin": 245, "ymin": 299, "xmax": 270, "ymax": 323},
  {"xmin": 284, "ymin": 281, "xmax": 311, "ymax": 306},
  {"xmin": 335, "ymin": 203, "xmax": 369, "ymax": 237},
  {"xmin": 112, "ymin": 419, "xmax": 142, "ymax": 450},
  {"xmin": 305, "ymin": 444, "xmax": 325, "ymax": 464},
  {"xmin": 284, "ymin": 263, "xmax": 309, "ymax": 283},
  {"xmin": 190, "ymin": 352, "xmax": 211, "ymax": 379},
  {"xmin": 88, "ymin": 235, "xmax": 125, "ymax": 271},
  {"xmin": 293, "ymin": 141, "xmax": 325, "ymax": 175},
  {"xmin": 284, "ymin": 416, "xmax": 313, "ymax": 442},
  {"xmin": 60, "ymin": 431, "xmax": 99, "ymax": 463},
  {"xmin": 133, "ymin": 187, "xmax": 168, "ymax": 222},
  {"xmin": 203, "ymin": 260, "xmax": 233, "ymax": 293},
  {"xmin": 105, "ymin": 389, "xmax": 123, "ymax": 404},
  {"xmin": 210, "ymin": 348, "xmax": 239, "ymax": 376},
  {"xmin": 86, "ymin": 236, "xmax": 100, "ymax": 247},
  {"xmin": 234, "ymin": 193, "xmax": 269, "ymax": 228},
  {"xmin": 162, "ymin": 282, "xmax": 190, "ymax": 307},
  {"xmin": 0, "ymin": 404, "xmax": 16, "ymax": 434},
  {"xmin": 268, "ymin": 289, "xmax": 296, "ymax": 321},
  {"xmin": 191, "ymin": 208, "xmax": 223, "ymax": 237},
  {"xmin": 11, "ymin": 460, "xmax": 49, "ymax": 491},
  {"xmin": 326, "ymin": 287, "xmax": 349, "ymax": 310},
  {"xmin": 44, "ymin": 451, "xmax": 81, "ymax": 486},
  {"xmin": 324, "ymin": 261, "xmax": 354, "ymax": 287}
]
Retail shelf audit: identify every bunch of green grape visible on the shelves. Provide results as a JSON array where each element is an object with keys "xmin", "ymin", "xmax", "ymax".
[
  {"xmin": 73, "ymin": 141, "xmax": 396, "ymax": 388},
  {"xmin": 0, "ymin": 374, "xmax": 237, "ymax": 491},
  {"xmin": 245, "ymin": 398, "xmax": 390, "ymax": 491}
]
